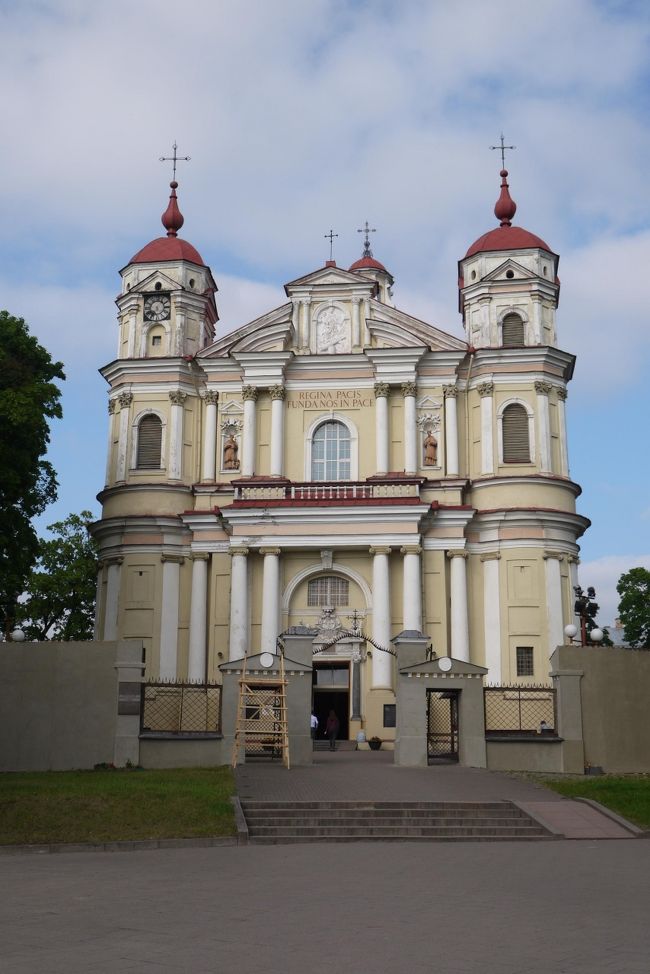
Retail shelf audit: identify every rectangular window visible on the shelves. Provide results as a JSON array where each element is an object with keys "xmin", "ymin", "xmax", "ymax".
[
  {"xmin": 383, "ymin": 704, "xmax": 396, "ymax": 728},
  {"xmin": 152, "ymin": 335, "xmax": 162, "ymax": 346},
  {"xmin": 516, "ymin": 646, "xmax": 534, "ymax": 677}
]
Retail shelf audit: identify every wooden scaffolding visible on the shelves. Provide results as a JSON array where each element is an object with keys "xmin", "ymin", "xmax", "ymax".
[{"xmin": 231, "ymin": 652, "xmax": 290, "ymax": 769}]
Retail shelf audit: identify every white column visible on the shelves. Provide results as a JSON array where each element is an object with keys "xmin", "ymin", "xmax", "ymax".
[
  {"xmin": 481, "ymin": 554, "xmax": 501, "ymax": 681},
  {"xmin": 105, "ymin": 399, "xmax": 117, "ymax": 486},
  {"xmin": 103, "ymin": 557, "xmax": 122, "ymax": 641},
  {"xmin": 241, "ymin": 386, "xmax": 258, "ymax": 477},
  {"xmin": 535, "ymin": 380, "xmax": 552, "ymax": 473},
  {"xmin": 115, "ymin": 392, "xmax": 132, "ymax": 483},
  {"xmin": 557, "ymin": 387, "xmax": 569, "ymax": 477},
  {"xmin": 202, "ymin": 391, "xmax": 219, "ymax": 481},
  {"xmin": 544, "ymin": 553, "xmax": 565, "ymax": 657},
  {"xmin": 168, "ymin": 390, "xmax": 187, "ymax": 481},
  {"xmin": 260, "ymin": 547, "xmax": 281, "ymax": 654},
  {"xmin": 532, "ymin": 298, "xmax": 542, "ymax": 344},
  {"xmin": 351, "ymin": 297, "xmax": 361, "ymax": 348},
  {"xmin": 371, "ymin": 546, "xmax": 392, "ymax": 689},
  {"xmin": 443, "ymin": 385, "xmax": 459, "ymax": 476},
  {"xmin": 567, "ymin": 554, "xmax": 580, "ymax": 628},
  {"xmin": 478, "ymin": 381, "xmax": 494, "ymax": 475},
  {"xmin": 374, "ymin": 383, "xmax": 390, "ymax": 474},
  {"xmin": 448, "ymin": 551, "xmax": 469, "ymax": 662},
  {"xmin": 229, "ymin": 547, "xmax": 249, "ymax": 661},
  {"xmin": 269, "ymin": 386, "xmax": 286, "ymax": 477},
  {"xmin": 94, "ymin": 567, "xmax": 103, "ymax": 638},
  {"xmin": 300, "ymin": 298, "xmax": 311, "ymax": 350},
  {"xmin": 188, "ymin": 554, "xmax": 209, "ymax": 682},
  {"xmin": 402, "ymin": 381, "xmax": 417, "ymax": 474},
  {"xmin": 401, "ymin": 545, "xmax": 422, "ymax": 632},
  {"xmin": 160, "ymin": 555, "xmax": 183, "ymax": 680}
]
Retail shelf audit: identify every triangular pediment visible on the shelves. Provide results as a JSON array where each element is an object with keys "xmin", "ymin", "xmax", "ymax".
[
  {"xmin": 219, "ymin": 652, "xmax": 311, "ymax": 674},
  {"xmin": 400, "ymin": 655, "xmax": 488, "ymax": 676},
  {"xmin": 367, "ymin": 301, "xmax": 467, "ymax": 351},
  {"xmin": 132, "ymin": 269, "xmax": 184, "ymax": 293},
  {"xmin": 199, "ymin": 302, "xmax": 293, "ymax": 357},
  {"xmin": 284, "ymin": 265, "xmax": 373, "ymax": 291},
  {"xmin": 482, "ymin": 258, "xmax": 535, "ymax": 283}
]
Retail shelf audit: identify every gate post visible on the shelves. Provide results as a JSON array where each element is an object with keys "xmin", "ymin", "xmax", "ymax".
[{"xmin": 393, "ymin": 631, "xmax": 431, "ymax": 767}]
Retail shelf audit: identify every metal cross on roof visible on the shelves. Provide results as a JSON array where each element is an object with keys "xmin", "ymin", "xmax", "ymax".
[
  {"xmin": 489, "ymin": 133, "xmax": 516, "ymax": 170},
  {"xmin": 357, "ymin": 221, "xmax": 376, "ymax": 257},
  {"xmin": 347, "ymin": 609, "xmax": 363, "ymax": 633},
  {"xmin": 324, "ymin": 228, "xmax": 338, "ymax": 261},
  {"xmin": 159, "ymin": 141, "xmax": 191, "ymax": 181}
]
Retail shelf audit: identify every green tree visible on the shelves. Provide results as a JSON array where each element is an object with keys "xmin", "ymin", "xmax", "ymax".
[
  {"xmin": 0, "ymin": 310, "xmax": 65, "ymax": 636},
  {"xmin": 616, "ymin": 567, "xmax": 650, "ymax": 648},
  {"xmin": 16, "ymin": 512, "xmax": 99, "ymax": 641}
]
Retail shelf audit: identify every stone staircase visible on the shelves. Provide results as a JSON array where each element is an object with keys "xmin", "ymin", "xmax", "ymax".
[{"xmin": 240, "ymin": 800, "xmax": 553, "ymax": 843}]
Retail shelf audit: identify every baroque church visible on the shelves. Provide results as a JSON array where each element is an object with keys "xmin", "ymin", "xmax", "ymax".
[{"xmin": 92, "ymin": 167, "xmax": 587, "ymax": 743}]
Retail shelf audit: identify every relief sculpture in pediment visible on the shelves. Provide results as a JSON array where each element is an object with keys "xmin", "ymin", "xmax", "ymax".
[{"xmin": 316, "ymin": 305, "xmax": 350, "ymax": 353}]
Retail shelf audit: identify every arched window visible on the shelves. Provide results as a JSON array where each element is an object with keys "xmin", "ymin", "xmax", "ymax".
[
  {"xmin": 502, "ymin": 313, "xmax": 525, "ymax": 347},
  {"xmin": 311, "ymin": 421, "xmax": 351, "ymax": 481},
  {"xmin": 502, "ymin": 404, "xmax": 531, "ymax": 463},
  {"xmin": 308, "ymin": 576, "xmax": 350, "ymax": 607},
  {"xmin": 136, "ymin": 414, "xmax": 163, "ymax": 468}
]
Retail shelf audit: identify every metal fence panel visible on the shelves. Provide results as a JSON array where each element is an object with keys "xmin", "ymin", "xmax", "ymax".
[
  {"xmin": 141, "ymin": 682, "xmax": 222, "ymax": 735},
  {"xmin": 484, "ymin": 685, "xmax": 556, "ymax": 735}
]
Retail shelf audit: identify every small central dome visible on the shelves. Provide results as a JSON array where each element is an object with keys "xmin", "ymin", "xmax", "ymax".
[{"xmin": 349, "ymin": 254, "xmax": 388, "ymax": 273}]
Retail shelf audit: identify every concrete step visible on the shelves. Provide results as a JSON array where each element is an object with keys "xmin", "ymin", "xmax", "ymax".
[
  {"xmin": 240, "ymin": 800, "xmax": 552, "ymax": 843},
  {"xmin": 250, "ymin": 835, "xmax": 553, "ymax": 844}
]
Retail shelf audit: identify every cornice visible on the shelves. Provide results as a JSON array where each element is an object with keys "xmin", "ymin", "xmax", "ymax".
[
  {"xmin": 468, "ymin": 474, "xmax": 582, "ymax": 497},
  {"xmin": 221, "ymin": 502, "xmax": 430, "ymax": 528},
  {"xmin": 461, "ymin": 346, "xmax": 575, "ymax": 381},
  {"xmin": 100, "ymin": 357, "xmax": 198, "ymax": 385},
  {"xmin": 97, "ymin": 483, "xmax": 193, "ymax": 504}
]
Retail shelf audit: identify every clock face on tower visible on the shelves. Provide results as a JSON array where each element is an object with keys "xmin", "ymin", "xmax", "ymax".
[{"xmin": 143, "ymin": 294, "xmax": 171, "ymax": 322}]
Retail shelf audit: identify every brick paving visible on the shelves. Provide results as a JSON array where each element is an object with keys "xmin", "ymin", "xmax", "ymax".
[{"xmin": 2, "ymin": 841, "xmax": 648, "ymax": 973}]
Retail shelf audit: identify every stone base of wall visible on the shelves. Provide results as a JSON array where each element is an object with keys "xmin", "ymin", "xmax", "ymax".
[{"xmin": 139, "ymin": 737, "xmax": 226, "ymax": 768}]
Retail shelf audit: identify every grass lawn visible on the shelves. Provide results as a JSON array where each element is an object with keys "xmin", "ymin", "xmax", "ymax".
[
  {"xmin": 0, "ymin": 766, "xmax": 236, "ymax": 846},
  {"xmin": 543, "ymin": 775, "xmax": 650, "ymax": 830}
]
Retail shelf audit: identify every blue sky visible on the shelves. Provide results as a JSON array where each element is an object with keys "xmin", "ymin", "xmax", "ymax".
[{"xmin": 1, "ymin": 0, "xmax": 649, "ymax": 622}]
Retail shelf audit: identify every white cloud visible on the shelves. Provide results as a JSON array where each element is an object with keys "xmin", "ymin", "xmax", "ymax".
[{"xmin": 578, "ymin": 554, "xmax": 650, "ymax": 625}]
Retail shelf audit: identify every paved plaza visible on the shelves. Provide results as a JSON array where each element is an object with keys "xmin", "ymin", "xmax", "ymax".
[{"xmin": 2, "ymin": 839, "xmax": 649, "ymax": 973}]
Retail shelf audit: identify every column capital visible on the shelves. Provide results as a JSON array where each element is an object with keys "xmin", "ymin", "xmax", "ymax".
[
  {"xmin": 443, "ymin": 384, "xmax": 458, "ymax": 399},
  {"xmin": 369, "ymin": 546, "xmax": 391, "ymax": 556},
  {"xmin": 118, "ymin": 392, "xmax": 133, "ymax": 408},
  {"xmin": 566, "ymin": 554, "xmax": 580, "ymax": 564},
  {"xmin": 400, "ymin": 544, "xmax": 422, "ymax": 556},
  {"xmin": 191, "ymin": 552, "xmax": 210, "ymax": 562},
  {"xmin": 301, "ymin": 296, "xmax": 312, "ymax": 306},
  {"xmin": 446, "ymin": 549, "xmax": 468, "ymax": 559},
  {"xmin": 401, "ymin": 381, "xmax": 417, "ymax": 398},
  {"xmin": 203, "ymin": 390, "xmax": 219, "ymax": 405},
  {"xmin": 543, "ymin": 550, "xmax": 565, "ymax": 561},
  {"xmin": 169, "ymin": 390, "xmax": 187, "ymax": 406},
  {"xmin": 108, "ymin": 398, "xmax": 117, "ymax": 415},
  {"xmin": 557, "ymin": 387, "xmax": 568, "ymax": 401},
  {"xmin": 103, "ymin": 555, "xmax": 124, "ymax": 567},
  {"xmin": 477, "ymin": 381, "xmax": 494, "ymax": 398},
  {"xmin": 480, "ymin": 552, "xmax": 501, "ymax": 562},
  {"xmin": 161, "ymin": 553, "xmax": 185, "ymax": 564},
  {"xmin": 269, "ymin": 385, "xmax": 286, "ymax": 401},
  {"xmin": 351, "ymin": 295, "xmax": 361, "ymax": 305},
  {"xmin": 230, "ymin": 545, "xmax": 250, "ymax": 557},
  {"xmin": 242, "ymin": 385, "xmax": 258, "ymax": 401},
  {"xmin": 374, "ymin": 381, "xmax": 390, "ymax": 399},
  {"xmin": 259, "ymin": 546, "xmax": 281, "ymax": 556},
  {"xmin": 534, "ymin": 380, "xmax": 553, "ymax": 396}
]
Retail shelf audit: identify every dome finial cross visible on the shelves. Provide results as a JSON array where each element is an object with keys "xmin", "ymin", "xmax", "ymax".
[
  {"xmin": 489, "ymin": 133, "xmax": 516, "ymax": 170},
  {"xmin": 159, "ymin": 141, "xmax": 191, "ymax": 182}
]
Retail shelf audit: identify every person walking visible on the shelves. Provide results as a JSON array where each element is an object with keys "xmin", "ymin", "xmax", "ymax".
[
  {"xmin": 310, "ymin": 712, "xmax": 318, "ymax": 741},
  {"xmin": 325, "ymin": 710, "xmax": 340, "ymax": 751}
]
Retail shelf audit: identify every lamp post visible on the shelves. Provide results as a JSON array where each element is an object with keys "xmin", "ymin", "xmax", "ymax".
[{"xmin": 570, "ymin": 586, "xmax": 605, "ymax": 646}]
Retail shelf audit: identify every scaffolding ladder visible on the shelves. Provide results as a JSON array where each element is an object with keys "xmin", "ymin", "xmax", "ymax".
[{"xmin": 232, "ymin": 653, "xmax": 290, "ymax": 769}]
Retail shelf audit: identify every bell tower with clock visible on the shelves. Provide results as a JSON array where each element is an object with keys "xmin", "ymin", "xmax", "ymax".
[{"xmin": 115, "ymin": 180, "xmax": 218, "ymax": 360}]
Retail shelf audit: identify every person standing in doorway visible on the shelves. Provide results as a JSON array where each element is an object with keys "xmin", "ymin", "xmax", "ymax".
[
  {"xmin": 325, "ymin": 710, "xmax": 340, "ymax": 751},
  {"xmin": 310, "ymin": 712, "xmax": 318, "ymax": 741}
]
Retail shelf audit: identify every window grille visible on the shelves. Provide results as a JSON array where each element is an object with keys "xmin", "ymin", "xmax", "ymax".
[
  {"xmin": 516, "ymin": 646, "xmax": 534, "ymax": 677},
  {"xmin": 502, "ymin": 404, "xmax": 530, "ymax": 462},
  {"xmin": 308, "ymin": 576, "xmax": 349, "ymax": 607},
  {"xmin": 502, "ymin": 313, "xmax": 525, "ymax": 346},
  {"xmin": 136, "ymin": 414, "xmax": 163, "ymax": 468},
  {"xmin": 311, "ymin": 421, "xmax": 351, "ymax": 481}
]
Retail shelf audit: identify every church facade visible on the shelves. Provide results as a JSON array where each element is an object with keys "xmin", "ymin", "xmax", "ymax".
[{"xmin": 92, "ymin": 170, "xmax": 587, "ymax": 742}]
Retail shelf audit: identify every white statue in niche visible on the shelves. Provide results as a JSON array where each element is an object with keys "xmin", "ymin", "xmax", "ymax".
[{"xmin": 316, "ymin": 305, "xmax": 349, "ymax": 353}]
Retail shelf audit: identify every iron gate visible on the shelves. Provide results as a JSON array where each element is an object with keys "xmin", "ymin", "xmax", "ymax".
[{"xmin": 427, "ymin": 690, "xmax": 459, "ymax": 763}]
